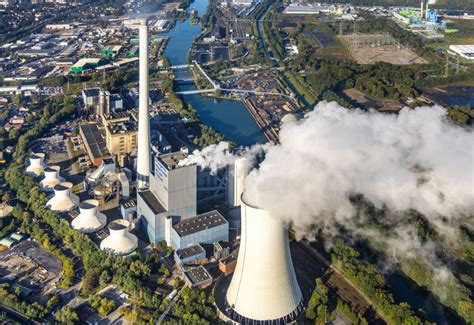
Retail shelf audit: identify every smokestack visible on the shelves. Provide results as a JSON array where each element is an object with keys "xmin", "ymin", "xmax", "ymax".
[
  {"xmin": 225, "ymin": 196, "xmax": 304, "ymax": 323},
  {"xmin": 136, "ymin": 18, "xmax": 151, "ymax": 190},
  {"xmin": 227, "ymin": 157, "xmax": 248, "ymax": 207}
]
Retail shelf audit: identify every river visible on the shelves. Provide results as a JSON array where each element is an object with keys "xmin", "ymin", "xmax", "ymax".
[{"xmin": 160, "ymin": 0, "xmax": 266, "ymax": 146}]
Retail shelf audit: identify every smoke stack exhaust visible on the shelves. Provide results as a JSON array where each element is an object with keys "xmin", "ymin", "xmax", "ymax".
[{"xmin": 136, "ymin": 18, "xmax": 151, "ymax": 190}]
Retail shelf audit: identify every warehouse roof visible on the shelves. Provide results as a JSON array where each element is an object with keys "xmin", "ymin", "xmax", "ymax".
[
  {"xmin": 173, "ymin": 210, "xmax": 227, "ymax": 237},
  {"xmin": 138, "ymin": 190, "xmax": 166, "ymax": 215},
  {"xmin": 176, "ymin": 244, "xmax": 205, "ymax": 260}
]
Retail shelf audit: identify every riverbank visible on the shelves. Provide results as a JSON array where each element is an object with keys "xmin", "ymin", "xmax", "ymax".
[{"xmin": 242, "ymin": 98, "xmax": 279, "ymax": 143}]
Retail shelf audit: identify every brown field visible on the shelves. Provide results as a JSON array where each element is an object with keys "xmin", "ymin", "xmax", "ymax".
[{"xmin": 341, "ymin": 35, "xmax": 428, "ymax": 65}]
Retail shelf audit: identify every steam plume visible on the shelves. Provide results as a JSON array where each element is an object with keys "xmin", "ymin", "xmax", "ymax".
[{"xmin": 184, "ymin": 101, "xmax": 473, "ymax": 251}]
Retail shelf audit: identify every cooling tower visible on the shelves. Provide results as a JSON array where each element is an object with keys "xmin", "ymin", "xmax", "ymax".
[
  {"xmin": 26, "ymin": 153, "xmax": 46, "ymax": 177},
  {"xmin": 136, "ymin": 18, "xmax": 151, "ymax": 190},
  {"xmin": 46, "ymin": 182, "xmax": 79, "ymax": 212},
  {"xmin": 225, "ymin": 196, "xmax": 304, "ymax": 324},
  {"xmin": 100, "ymin": 219, "xmax": 138, "ymax": 256},
  {"xmin": 40, "ymin": 166, "xmax": 64, "ymax": 191},
  {"xmin": 71, "ymin": 199, "xmax": 107, "ymax": 233}
]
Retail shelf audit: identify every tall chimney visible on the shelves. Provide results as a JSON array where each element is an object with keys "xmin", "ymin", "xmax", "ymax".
[
  {"xmin": 420, "ymin": 0, "xmax": 424, "ymax": 20},
  {"xmin": 137, "ymin": 19, "xmax": 151, "ymax": 190}
]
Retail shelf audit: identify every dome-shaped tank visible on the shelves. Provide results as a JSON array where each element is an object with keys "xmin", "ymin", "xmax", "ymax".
[
  {"xmin": 71, "ymin": 199, "xmax": 107, "ymax": 233},
  {"xmin": 100, "ymin": 219, "xmax": 138, "ymax": 256},
  {"xmin": 26, "ymin": 153, "xmax": 46, "ymax": 177},
  {"xmin": 46, "ymin": 182, "xmax": 79, "ymax": 212},
  {"xmin": 40, "ymin": 166, "xmax": 64, "ymax": 191}
]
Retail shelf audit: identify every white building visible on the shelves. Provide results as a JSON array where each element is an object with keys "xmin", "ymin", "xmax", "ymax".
[{"xmin": 448, "ymin": 45, "xmax": 474, "ymax": 61}]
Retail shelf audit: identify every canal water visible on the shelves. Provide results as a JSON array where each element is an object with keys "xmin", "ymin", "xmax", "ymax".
[{"xmin": 160, "ymin": 0, "xmax": 266, "ymax": 146}]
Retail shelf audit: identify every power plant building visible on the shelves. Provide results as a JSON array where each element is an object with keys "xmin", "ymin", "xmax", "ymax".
[
  {"xmin": 171, "ymin": 210, "xmax": 228, "ymax": 249},
  {"xmin": 137, "ymin": 151, "xmax": 197, "ymax": 244}
]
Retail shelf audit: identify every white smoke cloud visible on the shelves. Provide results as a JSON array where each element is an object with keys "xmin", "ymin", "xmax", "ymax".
[
  {"xmin": 179, "ymin": 141, "xmax": 268, "ymax": 175},
  {"xmin": 243, "ymin": 102, "xmax": 473, "ymax": 230},
  {"xmin": 183, "ymin": 102, "xmax": 473, "ymax": 275}
]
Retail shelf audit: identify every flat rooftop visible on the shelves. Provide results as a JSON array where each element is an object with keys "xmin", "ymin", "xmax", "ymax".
[
  {"xmin": 184, "ymin": 266, "xmax": 212, "ymax": 285},
  {"xmin": 158, "ymin": 151, "xmax": 188, "ymax": 170},
  {"xmin": 80, "ymin": 122, "xmax": 110, "ymax": 159},
  {"xmin": 173, "ymin": 210, "xmax": 227, "ymax": 237},
  {"xmin": 176, "ymin": 244, "xmax": 205, "ymax": 260},
  {"xmin": 138, "ymin": 190, "xmax": 166, "ymax": 215}
]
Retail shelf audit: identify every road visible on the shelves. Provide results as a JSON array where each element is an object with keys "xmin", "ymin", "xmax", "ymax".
[
  {"xmin": 0, "ymin": 305, "xmax": 39, "ymax": 324},
  {"xmin": 156, "ymin": 287, "xmax": 185, "ymax": 323}
]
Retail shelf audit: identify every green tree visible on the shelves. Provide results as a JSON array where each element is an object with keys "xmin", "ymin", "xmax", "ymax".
[{"xmin": 54, "ymin": 306, "xmax": 78, "ymax": 324}]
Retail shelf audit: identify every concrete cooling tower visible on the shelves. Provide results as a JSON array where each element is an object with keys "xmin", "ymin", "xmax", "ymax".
[
  {"xmin": 225, "ymin": 196, "xmax": 304, "ymax": 324},
  {"xmin": 100, "ymin": 219, "xmax": 138, "ymax": 256},
  {"xmin": 46, "ymin": 182, "xmax": 79, "ymax": 212},
  {"xmin": 26, "ymin": 153, "xmax": 46, "ymax": 177},
  {"xmin": 40, "ymin": 166, "xmax": 64, "ymax": 191},
  {"xmin": 71, "ymin": 199, "xmax": 107, "ymax": 233}
]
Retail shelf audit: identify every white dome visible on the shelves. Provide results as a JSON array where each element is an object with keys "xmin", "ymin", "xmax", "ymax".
[
  {"xmin": 26, "ymin": 153, "xmax": 46, "ymax": 177},
  {"xmin": 100, "ymin": 219, "xmax": 138, "ymax": 256},
  {"xmin": 46, "ymin": 182, "xmax": 79, "ymax": 212},
  {"xmin": 71, "ymin": 199, "xmax": 107, "ymax": 233},
  {"xmin": 225, "ymin": 197, "xmax": 303, "ymax": 323},
  {"xmin": 40, "ymin": 166, "xmax": 64, "ymax": 191}
]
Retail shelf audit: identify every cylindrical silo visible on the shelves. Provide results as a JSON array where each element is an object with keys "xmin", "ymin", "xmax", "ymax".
[{"xmin": 225, "ymin": 196, "xmax": 304, "ymax": 324}]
